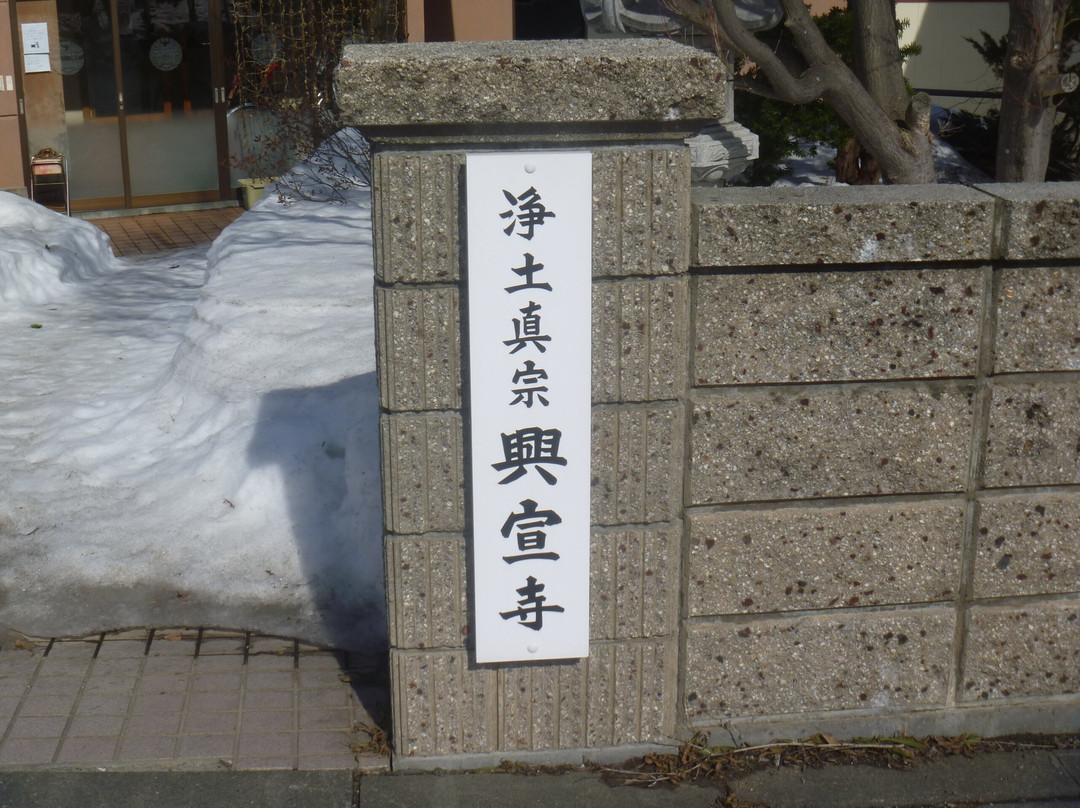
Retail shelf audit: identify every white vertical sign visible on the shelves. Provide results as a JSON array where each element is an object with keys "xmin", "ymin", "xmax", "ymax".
[{"xmin": 466, "ymin": 151, "xmax": 592, "ymax": 663}]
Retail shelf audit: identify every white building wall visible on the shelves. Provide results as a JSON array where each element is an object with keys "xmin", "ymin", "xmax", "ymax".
[{"xmin": 897, "ymin": 0, "xmax": 1009, "ymax": 113}]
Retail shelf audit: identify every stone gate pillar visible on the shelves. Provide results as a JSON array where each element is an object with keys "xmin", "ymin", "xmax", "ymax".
[{"xmin": 335, "ymin": 40, "xmax": 724, "ymax": 766}]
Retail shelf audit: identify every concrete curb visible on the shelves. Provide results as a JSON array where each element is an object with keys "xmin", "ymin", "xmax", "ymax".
[{"xmin": 0, "ymin": 747, "xmax": 1078, "ymax": 807}]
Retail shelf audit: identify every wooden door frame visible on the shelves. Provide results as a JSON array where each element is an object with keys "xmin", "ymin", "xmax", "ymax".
[
  {"xmin": 14, "ymin": 0, "xmax": 233, "ymax": 211},
  {"xmin": 108, "ymin": 0, "xmax": 132, "ymax": 206},
  {"xmin": 9, "ymin": 0, "xmax": 32, "ymax": 192},
  {"xmin": 208, "ymin": 0, "xmax": 232, "ymax": 195}
]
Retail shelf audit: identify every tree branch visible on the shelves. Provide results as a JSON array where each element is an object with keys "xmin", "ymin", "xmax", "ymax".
[{"xmin": 670, "ymin": 0, "xmax": 936, "ymax": 183}]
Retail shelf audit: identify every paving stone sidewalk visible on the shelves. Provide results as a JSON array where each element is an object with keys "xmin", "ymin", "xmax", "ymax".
[
  {"xmin": 84, "ymin": 206, "xmax": 243, "ymax": 256},
  {"xmin": 0, "ymin": 629, "xmax": 389, "ymax": 772}
]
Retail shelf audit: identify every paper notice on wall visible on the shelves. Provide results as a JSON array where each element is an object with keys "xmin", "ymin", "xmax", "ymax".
[
  {"xmin": 24, "ymin": 53, "xmax": 51, "ymax": 73},
  {"xmin": 22, "ymin": 23, "xmax": 49, "ymax": 53}
]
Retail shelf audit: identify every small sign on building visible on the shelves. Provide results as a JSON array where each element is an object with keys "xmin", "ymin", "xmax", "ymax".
[{"xmin": 465, "ymin": 151, "xmax": 592, "ymax": 664}]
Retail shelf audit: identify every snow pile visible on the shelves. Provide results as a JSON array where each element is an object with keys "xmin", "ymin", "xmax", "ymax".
[
  {"xmin": 932, "ymin": 138, "xmax": 992, "ymax": 185},
  {"xmin": 771, "ymin": 137, "xmax": 991, "ymax": 186},
  {"xmin": 0, "ymin": 193, "xmax": 120, "ymax": 305},
  {"xmin": 273, "ymin": 127, "xmax": 373, "ymax": 204},
  {"xmin": 0, "ymin": 185, "xmax": 384, "ymax": 651}
]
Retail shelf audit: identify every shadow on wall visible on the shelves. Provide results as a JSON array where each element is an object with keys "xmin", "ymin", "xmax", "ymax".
[{"xmin": 246, "ymin": 373, "xmax": 387, "ymax": 660}]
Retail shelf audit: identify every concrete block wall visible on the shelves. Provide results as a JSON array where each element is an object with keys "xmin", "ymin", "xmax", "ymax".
[
  {"xmin": 685, "ymin": 182, "xmax": 1080, "ymax": 744},
  {"xmin": 338, "ymin": 39, "xmax": 727, "ymax": 766},
  {"xmin": 376, "ymin": 176, "xmax": 1080, "ymax": 761},
  {"xmin": 338, "ymin": 40, "xmax": 1080, "ymax": 766},
  {"xmin": 374, "ymin": 146, "xmax": 693, "ymax": 760}
]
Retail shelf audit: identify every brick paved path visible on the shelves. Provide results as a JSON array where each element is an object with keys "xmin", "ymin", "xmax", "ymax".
[
  {"xmin": 0, "ymin": 630, "xmax": 388, "ymax": 772},
  {"xmin": 90, "ymin": 207, "xmax": 244, "ymax": 256}
]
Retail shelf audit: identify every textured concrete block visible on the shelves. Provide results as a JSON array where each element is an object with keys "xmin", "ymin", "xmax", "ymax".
[
  {"xmin": 689, "ymin": 386, "xmax": 973, "ymax": 504},
  {"xmin": 392, "ymin": 639, "xmax": 676, "ymax": 756},
  {"xmin": 495, "ymin": 640, "xmax": 676, "ymax": 750},
  {"xmin": 693, "ymin": 268, "xmax": 984, "ymax": 385},
  {"xmin": 684, "ymin": 607, "xmax": 955, "ymax": 720},
  {"xmin": 977, "ymin": 182, "xmax": 1080, "ymax": 260},
  {"xmin": 378, "ymin": 277, "xmax": 691, "ymax": 412},
  {"xmin": 385, "ymin": 526, "xmax": 680, "ymax": 648},
  {"xmin": 338, "ymin": 40, "xmax": 725, "ymax": 132},
  {"xmin": 381, "ymin": 413, "xmax": 465, "ymax": 534},
  {"xmin": 499, "ymin": 664, "xmax": 565, "ymax": 751},
  {"xmin": 392, "ymin": 648, "xmax": 494, "ymax": 757},
  {"xmin": 372, "ymin": 151, "xmax": 463, "ymax": 284},
  {"xmin": 593, "ymin": 277, "xmax": 688, "ymax": 402},
  {"xmin": 376, "ymin": 285, "xmax": 462, "ymax": 411},
  {"xmin": 583, "ymin": 639, "xmax": 676, "ymax": 748},
  {"xmin": 962, "ymin": 599, "xmax": 1080, "ymax": 702},
  {"xmin": 693, "ymin": 185, "xmax": 994, "ymax": 267},
  {"xmin": 984, "ymin": 382, "xmax": 1080, "ymax": 488},
  {"xmin": 592, "ymin": 148, "xmax": 690, "ymax": 278},
  {"xmin": 995, "ymin": 267, "xmax": 1080, "ymax": 373},
  {"xmin": 973, "ymin": 493, "xmax": 1080, "ymax": 599},
  {"xmin": 592, "ymin": 403, "xmax": 685, "ymax": 525},
  {"xmin": 591, "ymin": 523, "xmax": 681, "ymax": 640},
  {"xmin": 386, "ymin": 534, "xmax": 468, "ymax": 650},
  {"xmin": 687, "ymin": 500, "xmax": 964, "ymax": 616}
]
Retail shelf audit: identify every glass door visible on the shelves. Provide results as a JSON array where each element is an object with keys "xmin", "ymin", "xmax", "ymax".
[
  {"xmin": 18, "ymin": 0, "xmax": 230, "ymax": 209},
  {"xmin": 119, "ymin": 0, "xmax": 225, "ymax": 202}
]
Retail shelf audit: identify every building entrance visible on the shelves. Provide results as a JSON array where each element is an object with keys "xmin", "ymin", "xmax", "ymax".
[{"xmin": 16, "ymin": 0, "xmax": 232, "ymax": 209}]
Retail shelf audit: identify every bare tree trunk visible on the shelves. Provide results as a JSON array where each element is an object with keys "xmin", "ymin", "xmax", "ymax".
[
  {"xmin": 673, "ymin": 0, "xmax": 936, "ymax": 183},
  {"xmin": 851, "ymin": 0, "xmax": 909, "ymax": 121},
  {"xmin": 997, "ymin": 0, "xmax": 1070, "ymax": 181}
]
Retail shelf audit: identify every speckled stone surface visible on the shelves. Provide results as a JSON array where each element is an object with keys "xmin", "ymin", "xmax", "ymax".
[
  {"xmin": 376, "ymin": 285, "xmax": 462, "ymax": 411},
  {"xmin": 336, "ymin": 40, "xmax": 725, "ymax": 134},
  {"xmin": 593, "ymin": 277, "xmax": 688, "ymax": 403},
  {"xmin": 592, "ymin": 147, "xmax": 690, "ymax": 277},
  {"xmin": 683, "ymin": 607, "xmax": 955, "ymax": 720},
  {"xmin": 692, "ymin": 185, "xmax": 994, "ymax": 267},
  {"xmin": 372, "ymin": 151, "xmax": 463, "ymax": 284},
  {"xmin": 501, "ymin": 639, "xmax": 675, "ymax": 750},
  {"xmin": 383, "ymin": 526, "xmax": 681, "ymax": 648},
  {"xmin": 591, "ymin": 523, "xmax": 681, "ymax": 640},
  {"xmin": 693, "ymin": 268, "xmax": 985, "ymax": 384},
  {"xmin": 380, "ymin": 412, "xmax": 465, "ymax": 535},
  {"xmin": 983, "ymin": 382, "xmax": 1080, "ymax": 488},
  {"xmin": 688, "ymin": 385, "xmax": 974, "ymax": 504},
  {"xmin": 392, "ymin": 638, "xmax": 675, "ymax": 756},
  {"xmin": 364, "ymin": 77, "xmax": 1080, "ymax": 761},
  {"xmin": 592, "ymin": 402, "xmax": 685, "ymax": 525},
  {"xmin": 961, "ymin": 599, "xmax": 1080, "ymax": 702},
  {"xmin": 373, "ymin": 147, "xmax": 691, "ymax": 285},
  {"xmin": 686, "ymin": 500, "xmax": 964, "ymax": 616},
  {"xmin": 994, "ymin": 267, "xmax": 1080, "ymax": 373},
  {"xmin": 377, "ymin": 276, "xmax": 691, "ymax": 411},
  {"xmin": 391, "ymin": 648, "xmax": 493, "ymax": 757},
  {"xmin": 973, "ymin": 492, "xmax": 1080, "ymax": 599},
  {"xmin": 385, "ymin": 534, "xmax": 469, "ymax": 650},
  {"xmin": 977, "ymin": 182, "xmax": 1080, "ymax": 260}
]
